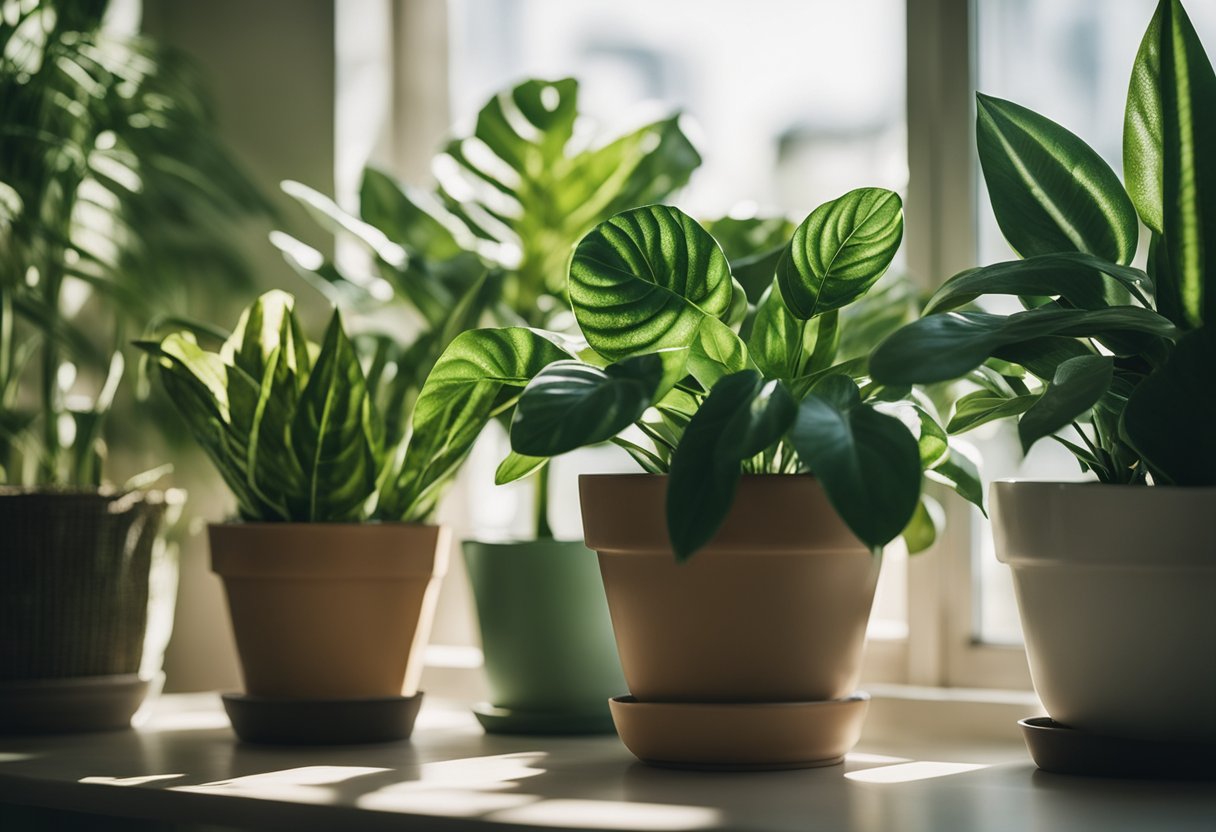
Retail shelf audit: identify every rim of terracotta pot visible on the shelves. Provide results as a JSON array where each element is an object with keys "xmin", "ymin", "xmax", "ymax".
[
  {"xmin": 579, "ymin": 473, "xmax": 867, "ymax": 555},
  {"xmin": 991, "ymin": 479, "xmax": 1216, "ymax": 569},
  {"xmin": 209, "ymin": 521, "xmax": 450, "ymax": 579}
]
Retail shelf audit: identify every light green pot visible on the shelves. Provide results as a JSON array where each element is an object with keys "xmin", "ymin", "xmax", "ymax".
[{"xmin": 463, "ymin": 538, "xmax": 625, "ymax": 734}]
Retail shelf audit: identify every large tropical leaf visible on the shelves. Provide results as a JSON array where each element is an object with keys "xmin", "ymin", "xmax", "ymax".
[
  {"xmin": 510, "ymin": 350, "xmax": 687, "ymax": 457},
  {"xmin": 289, "ymin": 310, "xmax": 380, "ymax": 522},
  {"xmin": 786, "ymin": 375, "xmax": 921, "ymax": 549},
  {"xmin": 385, "ymin": 327, "xmax": 572, "ymax": 521},
  {"xmin": 1017, "ymin": 355, "xmax": 1114, "ymax": 452},
  {"xmin": 1124, "ymin": 0, "xmax": 1216, "ymax": 328},
  {"xmin": 569, "ymin": 205, "xmax": 747, "ymax": 383},
  {"xmin": 666, "ymin": 370, "xmax": 796, "ymax": 560},
  {"xmin": 977, "ymin": 93, "xmax": 1139, "ymax": 264},
  {"xmin": 871, "ymin": 307, "xmax": 1176, "ymax": 385},
  {"xmin": 776, "ymin": 188, "xmax": 903, "ymax": 320}
]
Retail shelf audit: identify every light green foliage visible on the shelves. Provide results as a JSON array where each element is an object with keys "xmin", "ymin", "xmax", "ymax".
[
  {"xmin": 0, "ymin": 0, "xmax": 264, "ymax": 486},
  {"xmin": 872, "ymin": 0, "xmax": 1215, "ymax": 487}
]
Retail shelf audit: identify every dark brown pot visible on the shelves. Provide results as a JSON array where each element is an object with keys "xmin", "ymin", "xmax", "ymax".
[
  {"xmin": 0, "ymin": 489, "xmax": 166, "ymax": 681},
  {"xmin": 209, "ymin": 522, "xmax": 448, "ymax": 699},
  {"xmin": 580, "ymin": 474, "xmax": 879, "ymax": 703}
]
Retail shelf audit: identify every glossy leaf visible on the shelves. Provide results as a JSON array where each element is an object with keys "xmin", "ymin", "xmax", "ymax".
[
  {"xmin": 386, "ymin": 328, "xmax": 572, "ymax": 521},
  {"xmin": 777, "ymin": 188, "xmax": 904, "ymax": 320},
  {"xmin": 494, "ymin": 451, "xmax": 548, "ymax": 486},
  {"xmin": 290, "ymin": 310, "xmax": 380, "ymax": 522},
  {"xmin": 570, "ymin": 205, "xmax": 734, "ymax": 360},
  {"xmin": 703, "ymin": 215, "xmax": 796, "ymax": 301},
  {"xmin": 871, "ymin": 307, "xmax": 1175, "ymax": 385},
  {"xmin": 787, "ymin": 375, "xmax": 921, "ymax": 549},
  {"xmin": 947, "ymin": 390, "xmax": 1038, "ymax": 435},
  {"xmin": 977, "ymin": 93, "xmax": 1138, "ymax": 264},
  {"xmin": 1124, "ymin": 0, "xmax": 1216, "ymax": 328},
  {"xmin": 925, "ymin": 442, "xmax": 986, "ymax": 514},
  {"xmin": 924, "ymin": 253, "xmax": 1152, "ymax": 314},
  {"xmin": 1017, "ymin": 355, "xmax": 1114, "ymax": 452},
  {"xmin": 666, "ymin": 371, "xmax": 797, "ymax": 560},
  {"xmin": 902, "ymin": 494, "xmax": 945, "ymax": 555},
  {"xmin": 510, "ymin": 350, "xmax": 686, "ymax": 457},
  {"xmin": 1122, "ymin": 327, "xmax": 1216, "ymax": 485}
]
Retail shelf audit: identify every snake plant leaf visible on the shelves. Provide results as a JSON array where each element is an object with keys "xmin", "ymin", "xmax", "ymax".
[
  {"xmin": 289, "ymin": 310, "xmax": 380, "ymax": 522},
  {"xmin": 667, "ymin": 370, "xmax": 797, "ymax": 561},
  {"xmin": 1017, "ymin": 355, "xmax": 1114, "ymax": 453},
  {"xmin": 787, "ymin": 375, "xmax": 921, "ymax": 549},
  {"xmin": 1122, "ymin": 327, "xmax": 1216, "ymax": 485},
  {"xmin": 386, "ymin": 327, "xmax": 573, "ymax": 521},
  {"xmin": 924, "ymin": 253, "xmax": 1153, "ymax": 314},
  {"xmin": 494, "ymin": 451, "xmax": 548, "ymax": 486},
  {"xmin": 776, "ymin": 188, "xmax": 904, "ymax": 320},
  {"xmin": 570, "ymin": 205, "xmax": 736, "ymax": 361},
  {"xmin": 246, "ymin": 330, "xmax": 307, "ymax": 521},
  {"xmin": 871, "ymin": 307, "xmax": 1176, "ymax": 385},
  {"xmin": 222, "ymin": 290, "xmax": 301, "ymax": 383},
  {"xmin": 977, "ymin": 93, "xmax": 1138, "ymax": 265},
  {"xmin": 510, "ymin": 350, "xmax": 687, "ymax": 457},
  {"xmin": 1125, "ymin": 0, "xmax": 1216, "ymax": 328},
  {"xmin": 948, "ymin": 390, "xmax": 1039, "ymax": 435}
]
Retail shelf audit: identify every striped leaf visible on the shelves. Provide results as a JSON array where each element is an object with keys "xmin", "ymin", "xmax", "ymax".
[{"xmin": 776, "ymin": 188, "xmax": 903, "ymax": 320}]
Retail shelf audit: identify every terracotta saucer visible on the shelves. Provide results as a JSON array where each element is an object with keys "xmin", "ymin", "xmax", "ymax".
[
  {"xmin": 609, "ymin": 693, "xmax": 869, "ymax": 771},
  {"xmin": 1020, "ymin": 717, "xmax": 1216, "ymax": 780},
  {"xmin": 472, "ymin": 703, "xmax": 617, "ymax": 735},
  {"xmin": 222, "ymin": 692, "xmax": 423, "ymax": 745},
  {"xmin": 0, "ymin": 674, "xmax": 149, "ymax": 735}
]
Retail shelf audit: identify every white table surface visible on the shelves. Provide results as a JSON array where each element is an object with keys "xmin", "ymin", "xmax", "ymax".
[{"xmin": 0, "ymin": 694, "xmax": 1212, "ymax": 832}]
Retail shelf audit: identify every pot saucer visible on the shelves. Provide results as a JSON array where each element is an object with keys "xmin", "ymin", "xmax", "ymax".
[
  {"xmin": 0, "ymin": 674, "xmax": 149, "ymax": 735},
  {"xmin": 1019, "ymin": 717, "xmax": 1216, "ymax": 780},
  {"xmin": 221, "ymin": 692, "xmax": 423, "ymax": 745},
  {"xmin": 609, "ymin": 693, "xmax": 869, "ymax": 771},
  {"xmin": 472, "ymin": 702, "xmax": 617, "ymax": 735}
]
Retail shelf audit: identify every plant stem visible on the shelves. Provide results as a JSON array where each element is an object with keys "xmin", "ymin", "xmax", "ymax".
[
  {"xmin": 534, "ymin": 464, "xmax": 553, "ymax": 540},
  {"xmin": 39, "ymin": 261, "xmax": 62, "ymax": 486}
]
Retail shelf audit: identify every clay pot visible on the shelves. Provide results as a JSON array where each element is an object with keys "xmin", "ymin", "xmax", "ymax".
[
  {"xmin": 579, "ymin": 474, "xmax": 880, "ymax": 703},
  {"xmin": 463, "ymin": 538, "xmax": 625, "ymax": 732},
  {"xmin": 992, "ymin": 481, "xmax": 1216, "ymax": 743},
  {"xmin": 209, "ymin": 523, "xmax": 448, "ymax": 699}
]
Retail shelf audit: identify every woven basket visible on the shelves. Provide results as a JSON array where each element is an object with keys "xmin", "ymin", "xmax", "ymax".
[{"xmin": 0, "ymin": 489, "xmax": 166, "ymax": 681}]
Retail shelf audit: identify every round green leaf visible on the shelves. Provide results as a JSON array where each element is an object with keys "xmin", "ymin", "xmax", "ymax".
[{"xmin": 776, "ymin": 188, "xmax": 903, "ymax": 320}]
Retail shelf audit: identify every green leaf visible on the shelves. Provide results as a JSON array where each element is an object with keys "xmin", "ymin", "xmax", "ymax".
[
  {"xmin": 902, "ymin": 494, "xmax": 944, "ymax": 555},
  {"xmin": 360, "ymin": 167, "xmax": 465, "ymax": 261},
  {"xmin": 1017, "ymin": 355, "xmax": 1114, "ymax": 452},
  {"xmin": 787, "ymin": 375, "xmax": 921, "ymax": 549},
  {"xmin": 570, "ymin": 205, "xmax": 734, "ymax": 359},
  {"xmin": 871, "ymin": 307, "xmax": 1175, "ymax": 385},
  {"xmin": 494, "ymin": 451, "xmax": 548, "ymax": 486},
  {"xmin": 1122, "ymin": 326, "xmax": 1216, "ymax": 485},
  {"xmin": 924, "ymin": 253, "xmax": 1152, "ymax": 314},
  {"xmin": 747, "ymin": 281, "xmax": 806, "ymax": 378},
  {"xmin": 703, "ymin": 215, "xmax": 796, "ymax": 301},
  {"xmin": 387, "ymin": 327, "xmax": 572, "ymax": 521},
  {"xmin": 925, "ymin": 441, "xmax": 986, "ymax": 514},
  {"xmin": 977, "ymin": 93, "xmax": 1138, "ymax": 264},
  {"xmin": 666, "ymin": 371, "xmax": 797, "ymax": 560},
  {"xmin": 688, "ymin": 315, "xmax": 752, "ymax": 387},
  {"xmin": 289, "ymin": 310, "xmax": 379, "ymax": 522},
  {"xmin": 1124, "ymin": 0, "xmax": 1216, "ymax": 328},
  {"xmin": 990, "ymin": 336, "xmax": 1097, "ymax": 380},
  {"xmin": 222, "ymin": 290, "xmax": 300, "ymax": 382},
  {"xmin": 948, "ymin": 390, "xmax": 1038, "ymax": 434},
  {"xmin": 246, "ymin": 330, "xmax": 307, "ymax": 519},
  {"xmin": 776, "ymin": 188, "xmax": 904, "ymax": 320},
  {"xmin": 509, "ymin": 350, "xmax": 686, "ymax": 457}
]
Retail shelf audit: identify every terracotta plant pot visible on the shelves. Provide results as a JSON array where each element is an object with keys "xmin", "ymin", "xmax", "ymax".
[
  {"xmin": 463, "ymin": 538, "xmax": 625, "ymax": 733},
  {"xmin": 0, "ymin": 489, "xmax": 169, "ymax": 733},
  {"xmin": 580, "ymin": 474, "xmax": 879, "ymax": 768},
  {"xmin": 992, "ymin": 481, "xmax": 1216, "ymax": 744},
  {"xmin": 209, "ymin": 523, "xmax": 448, "ymax": 700}
]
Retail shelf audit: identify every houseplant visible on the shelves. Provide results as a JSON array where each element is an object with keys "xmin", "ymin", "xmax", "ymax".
[
  {"xmin": 0, "ymin": 0, "xmax": 262, "ymax": 732},
  {"xmin": 438, "ymin": 192, "xmax": 980, "ymax": 768},
  {"xmin": 274, "ymin": 77, "xmax": 700, "ymax": 734},
  {"xmin": 870, "ymin": 0, "xmax": 1215, "ymax": 755}
]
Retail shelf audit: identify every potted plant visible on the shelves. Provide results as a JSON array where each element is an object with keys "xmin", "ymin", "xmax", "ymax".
[
  {"xmin": 437, "ymin": 191, "xmax": 980, "ymax": 768},
  {"xmin": 870, "ymin": 0, "xmax": 1214, "ymax": 764},
  {"xmin": 0, "ymin": 0, "xmax": 262, "ymax": 733},
  {"xmin": 273, "ymin": 78, "xmax": 701, "ymax": 734}
]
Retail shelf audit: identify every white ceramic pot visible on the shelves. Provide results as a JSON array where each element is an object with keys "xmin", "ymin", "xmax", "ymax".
[{"xmin": 991, "ymin": 481, "xmax": 1216, "ymax": 742}]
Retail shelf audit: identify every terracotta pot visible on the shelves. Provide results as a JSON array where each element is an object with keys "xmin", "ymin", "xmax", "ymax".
[
  {"xmin": 209, "ymin": 523, "xmax": 448, "ymax": 699},
  {"xmin": 992, "ymin": 481, "xmax": 1216, "ymax": 743},
  {"xmin": 464, "ymin": 538, "xmax": 625, "ymax": 732},
  {"xmin": 579, "ymin": 474, "xmax": 879, "ymax": 703}
]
